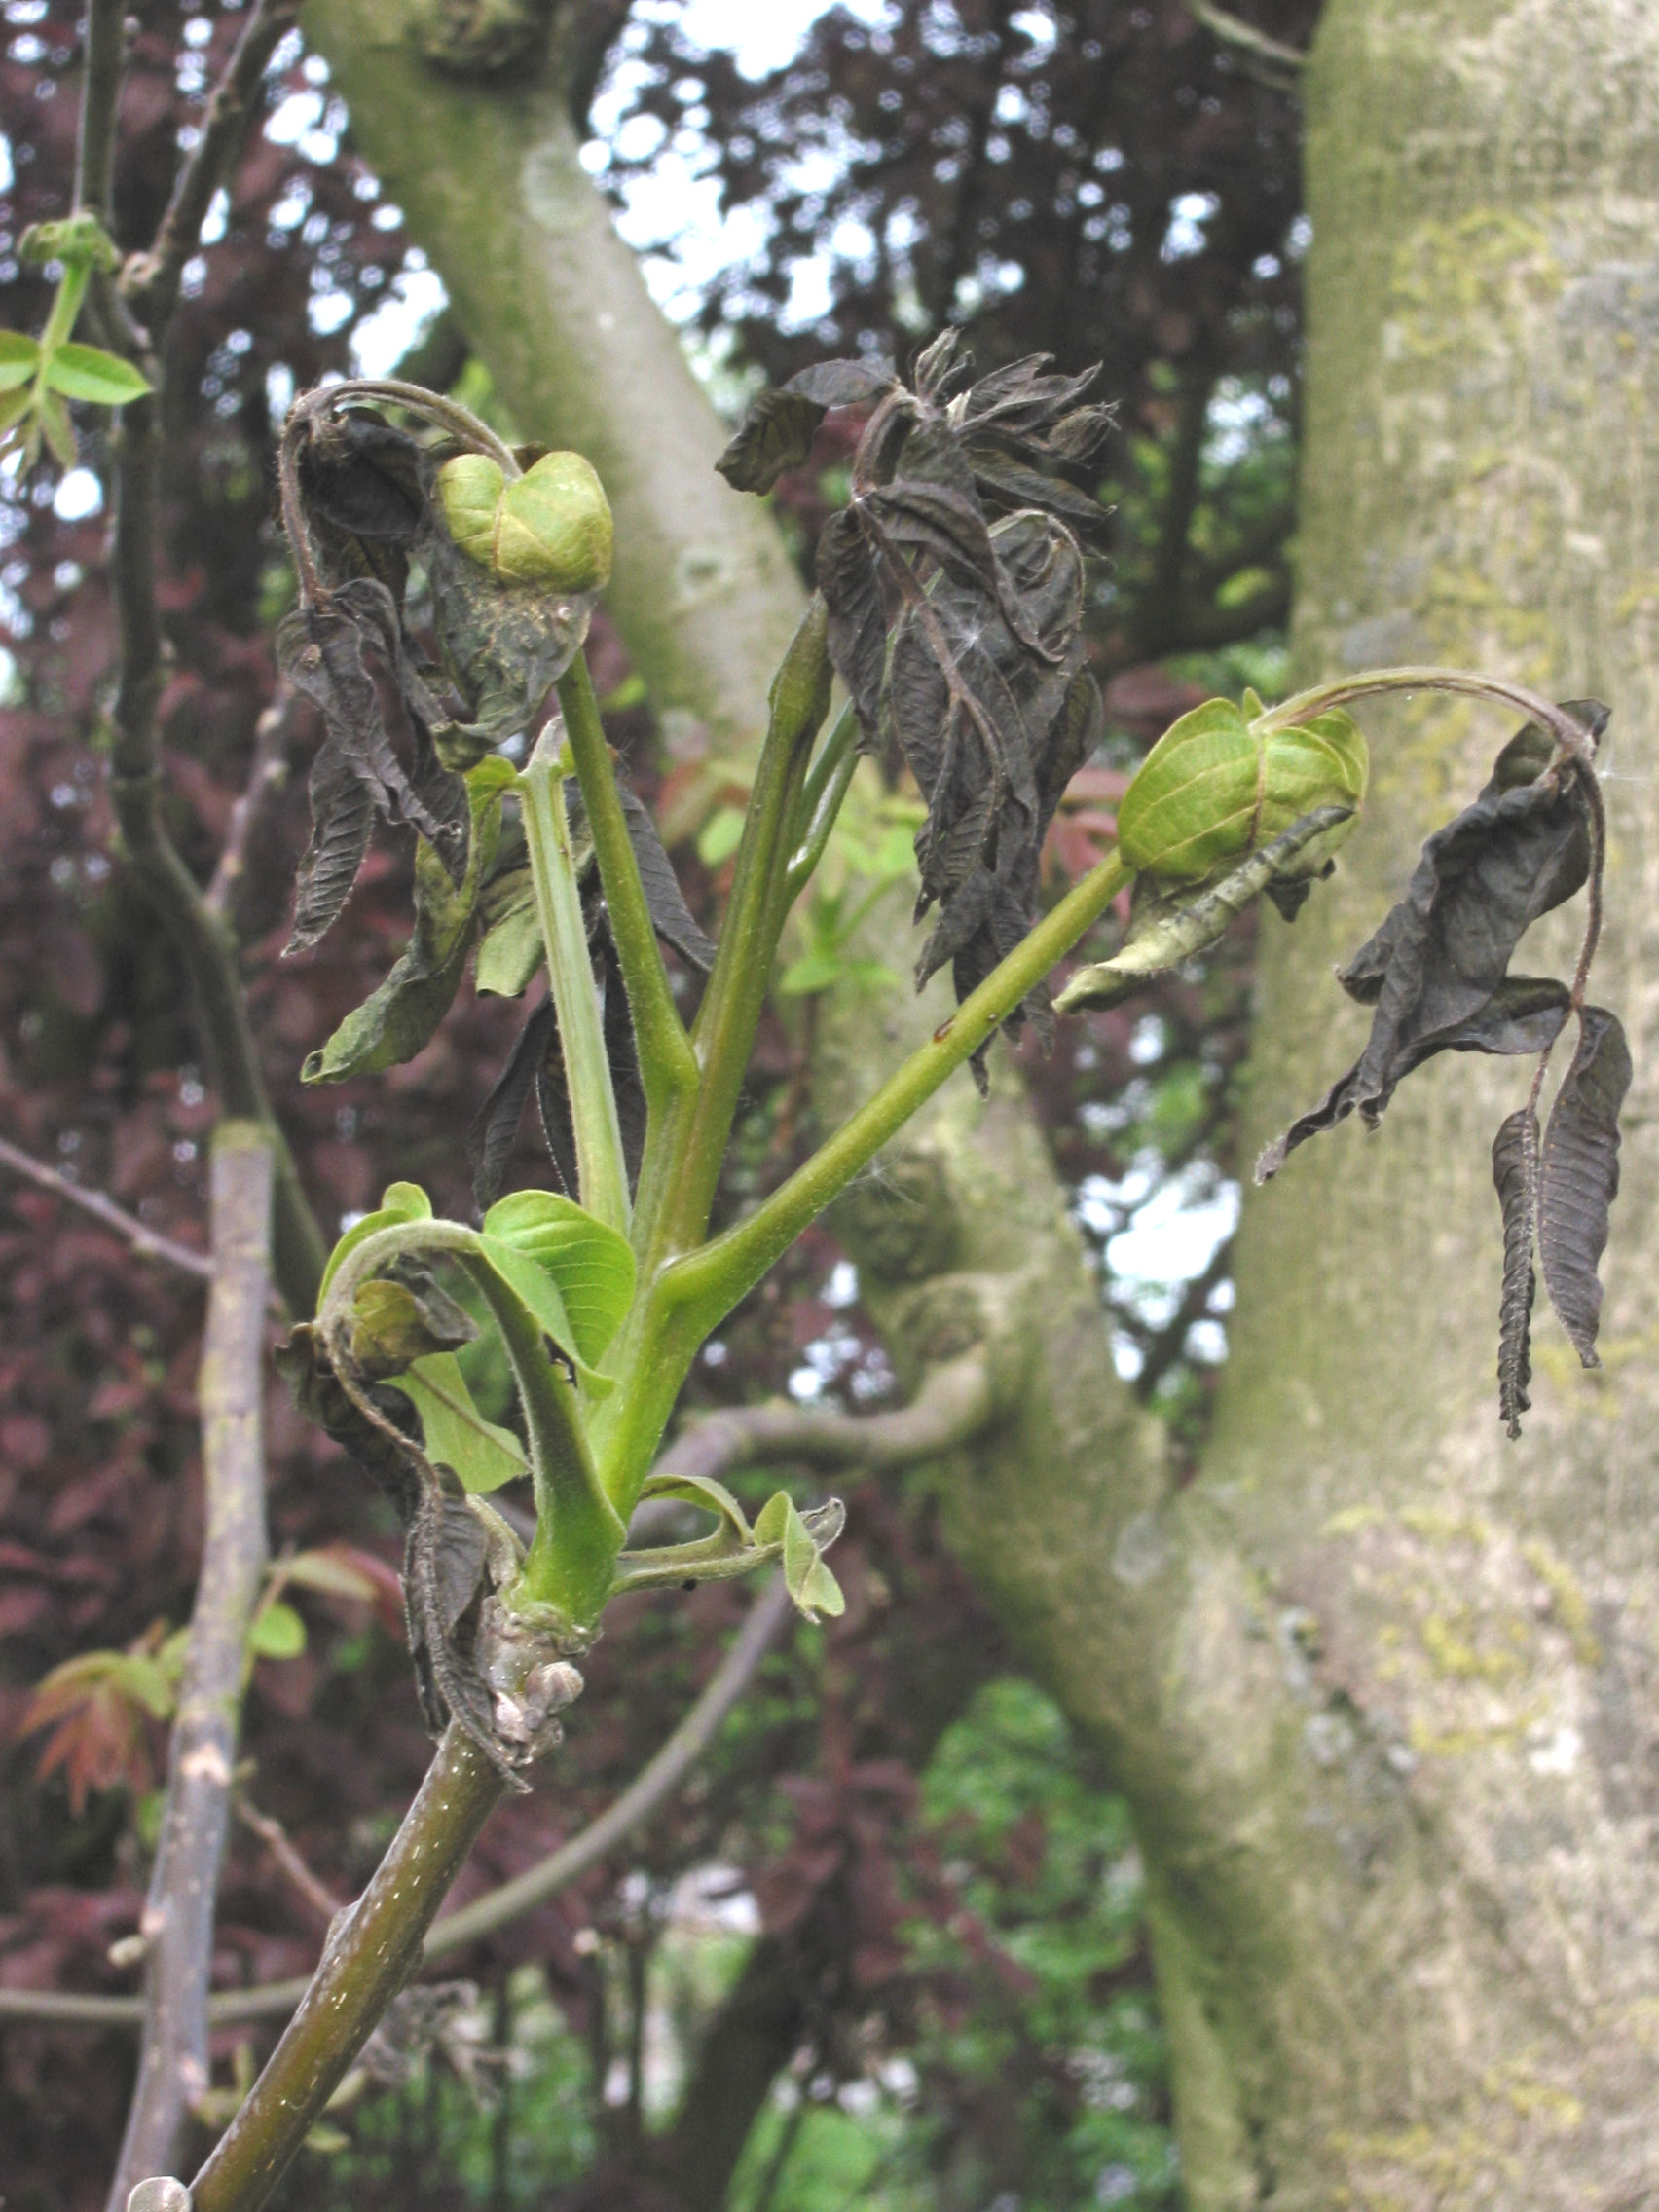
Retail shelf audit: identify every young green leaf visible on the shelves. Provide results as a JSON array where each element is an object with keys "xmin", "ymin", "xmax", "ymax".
[
  {"xmin": 247, "ymin": 1601, "xmax": 308, "ymax": 1662},
  {"xmin": 754, "ymin": 1493, "xmax": 847, "ymax": 1621},
  {"xmin": 637, "ymin": 1470, "xmax": 756, "ymax": 1546},
  {"xmin": 396, "ymin": 1356, "xmax": 528, "ymax": 1493},
  {"xmin": 1116, "ymin": 692, "xmax": 1367, "ymax": 886},
  {"xmin": 480, "ymin": 1189, "xmax": 636, "ymax": 1368},
  {"xmin": 0, "ymin": 329, "xmax": 40, "ymax": 389},
  {"xmin": 349, "ymin": 1276, "xmax": 476, "ymax": 1381},
  {"xmin": 1538, "ymin": 1005, "xmax": 1631, "ymax": 1368},
  {"xmin": 475, "ymin": 866, "xmax": 543, "ymax": 996},
  {"xmin": 41, "ymin": 341, "xmax": 152, "ymax": 406},
  {"xmin": 317, "ymin": 1180, "xmax": 433, "ymax": 1303}
]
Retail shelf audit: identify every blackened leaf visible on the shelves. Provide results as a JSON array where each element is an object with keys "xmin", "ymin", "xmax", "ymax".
[
  {"xmin": 715, "ymin": 388, "xmax": 828, "ymax": 494},
  {"xmin": 960, "ymin": 354, "xmax": 1101, "ymax": 435},
  {"xmin": 600, "ymin": 922, "xmax": 648, "ymax": 1185},
  {"xmin": 286, "ymin": 720, "xmax": 375, "ymax": 953},
  {"xmin": 535, "ymin": 1013, "xmax": 579, "ymax": 1198},
  {"xmin": 281, "ymin": 579, "xmax": 469, "ymax": 949},
  {"xmin": 864, "ymin": 480, "xmax": 1053, "ymax": 661},
  {"xmin": 297, "ymin": 410, "xmax": 426, "ymax": 544},
  {"xmin": 1539, "ymin": 1005, "xmax": 1632, "ymax": 1366},
  {"xmin": 1259, "ymin": 714, "xmax": 1599, "ymax": 1162},
  {"xmin": 617, "ymin": 783, "xmax": 717, "ymax": 971},
  {"xmin": 1493, "ymin": 1107, "xmax": 1539, "ymax": 1438},
  {"xmin": 467, "ymin": 998, "xmax": 555, "ymax": 1209},
  {"xmin": 784, "ymin": 357, "xmax": 897, "ymax": 408},
  {"xmin": 302, "ymin": 757, "xmax": 514, "ymax": 1081},
  {"xmin": 421, "ymin": 518, "xmax": 597, "ymax": 756},
  {"xmin": 275, "ymin": 1323, "xmax": 424, "ymax": 1524},
  {"xmin": 912, "ymin": 327, "xmax": 971, "ymax": 399},
  {"xmin": 817, "ymin": 507, "xmax": 888, "ymax": 746},
  {"xmin": 1258, "ymin": 975, "xmax": 1575, "ymax": 1180},
  {"xmin": 967, "ymin": 450, "xmax": 1113, "ymax": 540}
]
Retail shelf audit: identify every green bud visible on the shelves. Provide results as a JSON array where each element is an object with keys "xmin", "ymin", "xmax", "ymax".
[
  {"xmin": 437, "ymin": 450, "xmax": 613, "ymax": 591},
  {"xmin": 1116, "ymin": 687, "xmax": 1368, "ymax": 884}
]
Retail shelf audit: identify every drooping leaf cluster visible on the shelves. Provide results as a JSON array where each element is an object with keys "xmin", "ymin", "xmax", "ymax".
[
  {"xmin": 719, "ymin": 331, "xmax": 1115, "ymax": 1078},
  {"xmin": 278, "ymin": 400, "xmax": 713, "ymax": 1197},
  {"xmin": 1257, "ymin": 705, "xmax": 1630, "ymax": 1434}
]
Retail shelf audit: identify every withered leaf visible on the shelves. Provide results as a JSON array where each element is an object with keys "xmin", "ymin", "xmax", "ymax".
[
  {"xmin": 420, "ymin": 517, "xmax": 596, "ymax": 761},
  {"xmin": 1539, "ymin": 1004, "xmax": 1631, "ymax": 1367},
  {"xmin": 785, "ymin": 357, "xmax": 897, "ymax": 408},
  {"xmin": 1492, "ymin": 1107, "xmax": 1538, "ymax": 1439},
  {"xmin": 715, "ymin": 389, "xmax": 830, "ymax": 495},
  {"xmin": 600, "ymin": 923, "xmax": 647, "ymax": 1185},
  {"xmin": 280, "ymin": 578, "xmax": 469, "ymax": 950},
  {"xmin": 296, "ymin": 409, "xmax": 426, "ymax": 545},
  {"xmin": 467, "ymin": 997, "xmax": 557, "ymax": 1210},
  {"xmin": 1258, "ymin": 708, "xmax": 1603, "ymax": 1173},
  {"xmin": 816, "ymin": 508, "xmax": 888, "ymax": 746},
  {"xmin": 617, "ymin": 782, "xmax": 717, "ymax": 972},
  {"xmin": 1258, "ymin": 975, "xmax": 1574, "ymax": 1179},
  {"xmin": 302, "ymin": 758, "xmax": 513, "ymax": 1082}
]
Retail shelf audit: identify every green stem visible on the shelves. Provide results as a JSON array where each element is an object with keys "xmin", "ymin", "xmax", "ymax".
[
  {"xmin": 40, "ymin": 259, "xmax": 91, "ymax": 353},
  {"xmin": 519, "ymin": 729, "xmax": 631, "ymax": 1236},
  {"xmin": 786, "ymin": 698, "xmax": 860, "ymax": 895},
  {"xmin": 1260, "ymin": 665, "xmax": 1598, "ymax": 762},
  {"xmin": 189, "ymin": 1726, "xmax": 503, "ymax": 2212},
  {"xmin": 665, "ymin": 849, "xmax": 1133, "ymax": 1338},
  {"xmin": 461, "ymin": 1253, "xmax": 623, "ymax": 1625},
  {"xmin": 556, "ymin": 652, "xmax": 697, "ymax": 1125}
]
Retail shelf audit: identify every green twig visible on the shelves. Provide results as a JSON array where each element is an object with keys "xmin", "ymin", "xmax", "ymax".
[
  {"xmin": 556, "ymin": 652, "xmax": 697, "ymax": 1122},
  {"xmin": 665, "ymin": 849, "xmax": 1133, "ymax": 1339},
  {"xmin": 519, "ymin": 728, "xmax": 631, "ymax": 1235},
  {"xmin": 786, "ymin": 699, "xmax": 860, "ymax": 896},
  {"xmin": 187, "ymin": 1726, "xmax": 504, "ymax": 2212},
  {"xmin": 461, "ymin": 1252, "xmax": 623, "ymax": 1625}
]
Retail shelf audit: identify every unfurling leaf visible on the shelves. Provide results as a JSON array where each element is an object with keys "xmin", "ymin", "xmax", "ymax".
[
  {"xmin": 1493, "ymin": 1107, "xmax": 1538, "ymax": 1439},
  {"xmin": 1539, "ymin": 1006, "xmax": 1631, "ymax": 1367},
  {"xmin": 1258, "ymin": 707, "xmax": 1604, "ymax": 1178},
  {"xmin": 475, "ymin": 864, "xmax": 544, "ymax": 996},
  {"xmin": 395, "ymin": 1357, "xmax": 528, "ymax": 1493},
  {"xmin": 437, "ymin": 450, "xmax": 613, "ymax": 591},
  {"xmin": 1056, "ymin": 804, "xmax": 1355, "ymax": 1014},
  {"xmin": 349, "ymin": 1275, "xmax": 476, "ymax": 1380},
  {"xmin": 301, "ymin": 757, "xmax": 513, "ymax": 1082},
  {"xmin": 754, "ymin": 1493, "xmax": 847, "ymax": 1621},
  {"xmin": 318, "ymin": 1180, "xmax": 433, "ymax": 1303},
  {"xmin": 1116, "ymin": 691, "xmax": 1368, "ymax": 886}
]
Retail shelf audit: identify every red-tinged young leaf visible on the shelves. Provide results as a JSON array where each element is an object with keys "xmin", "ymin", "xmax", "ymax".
[
  {"xmin": 1539, "ymin": 1005, "xmax": 1632, "ymax": 1367},
  {"xmin": 1492, "ymin": 1107, "xmax": 1539, "ymax": 1438}
]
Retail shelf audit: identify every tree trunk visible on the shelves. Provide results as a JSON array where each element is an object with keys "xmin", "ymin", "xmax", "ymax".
[{"xmin": 303, "ymin": 0, "xmax": 805, "ymax": 754}]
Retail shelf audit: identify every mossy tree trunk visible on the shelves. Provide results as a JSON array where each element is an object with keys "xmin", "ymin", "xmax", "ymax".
[{"xmin": 300, "ymin": 4, "xmax": 1659, "ymax": 2204}]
